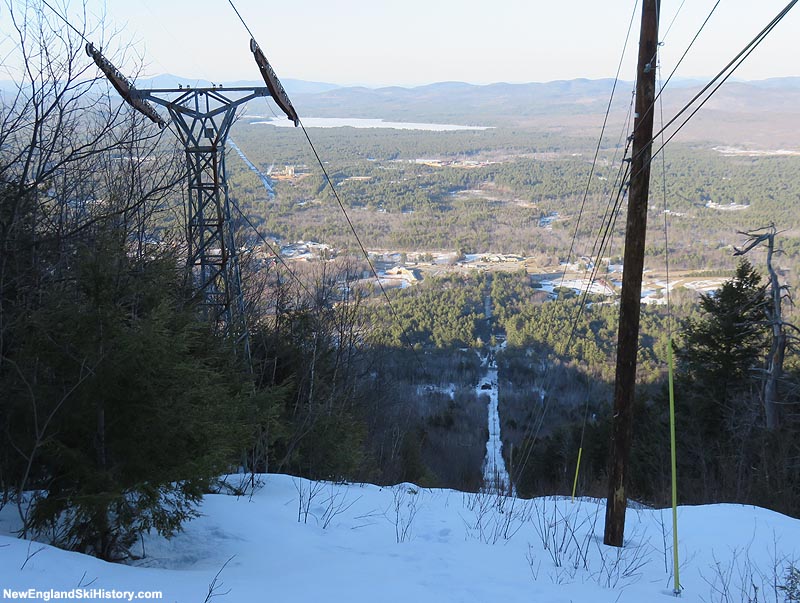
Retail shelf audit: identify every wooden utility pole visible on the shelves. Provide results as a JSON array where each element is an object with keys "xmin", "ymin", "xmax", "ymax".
[{"xmin": 604, "ymin": 0, "xmax": 660, "ymax": 547}]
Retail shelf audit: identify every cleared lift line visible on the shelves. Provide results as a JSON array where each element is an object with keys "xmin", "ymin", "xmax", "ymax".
[{"xmin": 479, "ymin": 296, "xmax": 513, "ymax": 495}]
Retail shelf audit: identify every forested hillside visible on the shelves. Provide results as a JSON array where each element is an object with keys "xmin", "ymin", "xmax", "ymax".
[
  {"xmin": 226, "ymin": 121, "xmax": 800, "ymax": 279},
  {"xmin": 2, "ymin": 1, "xmax": 800, "ymax": 569}
]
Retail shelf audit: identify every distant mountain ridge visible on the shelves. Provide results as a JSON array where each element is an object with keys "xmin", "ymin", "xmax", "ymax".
[
  {"xmin": 3, "ymin": 75, "xmax": 798, "ymax": 146},
  {"xmin": 4, "ymin": 74, "xmax": 799, "ymax": 101},
  {"xmin": 276, "ymin": 76, "xmax": 800, "ymax": 130}
]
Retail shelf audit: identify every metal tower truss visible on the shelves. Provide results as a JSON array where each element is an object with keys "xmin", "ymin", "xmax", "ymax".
[
  {"xmin": 88, "ymin": 38, "xmax": 299, "ymax": 365},
  {"xmin": 133, "ymin": 86, "xmax": 269, "ymax": 355}
]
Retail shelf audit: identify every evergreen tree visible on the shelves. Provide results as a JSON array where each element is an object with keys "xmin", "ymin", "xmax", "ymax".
[
  {"xmin": 670, "ymin": 260, "xmax": 772, "ymax": 505},
  {"xmin": 4, "ymin": 236, "xmax": 253, "ymax": 560},
  {"xmin": 676, "ymin": 259, "xmax": 768, "ymax": 436}
]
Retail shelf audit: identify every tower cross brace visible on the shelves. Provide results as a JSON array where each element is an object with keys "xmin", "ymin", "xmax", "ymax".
[
  {"xmin": 87, "ymin": 37, "xmax": 298, "ymax": 365},
  {"xmin": 134, "ymin": 86, "xmax": 270, "ymax": 359}
]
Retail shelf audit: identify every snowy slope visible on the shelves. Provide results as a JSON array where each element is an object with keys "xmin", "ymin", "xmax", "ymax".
[
  {"xmin": 1, "ymin": 474, "xmax": 799, "ymax": 603},
  {"xmin": 478, "ymin": 362, "xmax": 512, "ymax": 496}
]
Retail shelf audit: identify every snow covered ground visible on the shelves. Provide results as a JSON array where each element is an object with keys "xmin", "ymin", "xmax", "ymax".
[
  {"xmin": 1, "ymin": 475, "xmax": 799, "ymax": 602},
  {"xmin": 416, "ymin": 383, "xmax": 457, "ymax": 399},
  {"xmin": 477, "ymin": 357, "xmax": 513, "ymax": 496},
  {"xmin": 539, "ymin": 278, "xmax": 616, "ymax": 297}
]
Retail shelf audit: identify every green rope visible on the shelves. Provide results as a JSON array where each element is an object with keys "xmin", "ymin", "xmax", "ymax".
[
  {"xmin": 668, "ymin": 339, "xmax": 682, "ymax": 595},
  {"xmin": 571, "ymin": 446, "xmax": 583, "ymax": 503}
]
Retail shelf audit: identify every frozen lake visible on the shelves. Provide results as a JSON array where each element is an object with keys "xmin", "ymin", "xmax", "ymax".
[{"xmin": 250, "ymin": 117, "xmax": 491, "ymax": 131}]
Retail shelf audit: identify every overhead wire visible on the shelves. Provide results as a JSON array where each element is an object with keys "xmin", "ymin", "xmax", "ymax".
[
  {"xmin": 513, "ymin": 0, "xmax": 735, "ymax": 490},
  {"xmin": 649, "ymin": 0, "xmax": 798, "ymax": 165},
  {"xmin": 566, "ymin": 96, "xmax": 636, "ymax": 355},
  {"xmin": 557, "ymin": 1, "xmax": 640, "ymax": 373},
  {"xmin": 599, "ymin": 88, "xmax": 637, "ymax": 265},
  {"xmin": 136, "ymin": 0, "xmax": 209, "ymax": 89},
  {"xmin": 35, "ymin": 1, "xmax": 180, "ymax": 214},
  {"xmin": 600, "ymin": 0, "xmax": 799, "ymax": 280},
  {"xmin": 657, "ymin": 56, "xmax": 683, "ymax": 596},
  {"xmin": 657, "ymin": 66, "xmax": 674, "ymax": 343},
  {"xmin": 563, "ymin": 0, "xmax": 701, "ymax": 497},
  {"xmin": 511, "ymin": 0, "xmax": 641, "ymax": 488},
  {"xmin": 223, "ymin": 134, "xmax": 364, "ymax": 321},
  {"xmin": 620, "ymin": 0, "xmax": 721, "ymax": 172},
  {"xmin": 228, "ymin": 197, "xmax": 317, "ymax": 300},
  {"xmin": 512, "ymin": 158, "xmax": 633, "ymax": 489},
  {"xmin": 566, "ymin": 96, "xmax": 635, "ymax": 317},
  {"xmin": 562, "ymin": 149, "xmax": 632, "ymax": 364},
  {"xmin": 621, "ymin": 0, "xmax": 722, "ymax": 170},
  {"xmin": 40, "ymin": 0, "xmax": 185, "ymax": 145},
  {"xmin": 298, "ymin": 122, "xmax": 430, "ymax": 372},
  {"xmin": 598, "ymin": 96, "xmax": 636, "ymax": 270},
  {"xmin": 226, "ymin": 0, "xmax": 257, "ymax": 40},
  {"xmin": 654, "ymin": 0, "xmax": 722, "ymax": 107},
  {"xmin": 561, "ymin": 0, "xmax": 798, "ymax": 500},
  {"xmin": 586, "ymin": 0, "xmax": 799, "ymax": 289},
  {"xmin": 558, "ymin": 0, "xmax": 639, "ymax": 291},
  {"xmin": 40, "ymin": 0, "xmax": 88, "ymax": 41},
  {"xmin": 223, "ymin": 0, "xmax": 430, "ymax": 373},
  {"xmin": 661, "ymin": 0, "xmax": 688, "ymax": 42}
]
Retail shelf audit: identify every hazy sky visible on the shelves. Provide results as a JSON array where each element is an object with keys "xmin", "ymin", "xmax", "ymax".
[{"xmin": 10, "ymin": 0, "xmax": 800, "ymax": 86}]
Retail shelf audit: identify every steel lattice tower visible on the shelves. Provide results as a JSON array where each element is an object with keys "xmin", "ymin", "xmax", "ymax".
[
  {"xmin": 87, "ymin": 39, "xmax": 298, "ymax": 364},
  {"xmin": 136, "ymin": 87, "xmax": 269, "ymax": 357}
]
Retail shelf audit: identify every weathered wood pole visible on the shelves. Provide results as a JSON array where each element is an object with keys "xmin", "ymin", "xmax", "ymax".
[{"xmin": 604, "ymin": 0, "xmax": 661, "ymax": 548}]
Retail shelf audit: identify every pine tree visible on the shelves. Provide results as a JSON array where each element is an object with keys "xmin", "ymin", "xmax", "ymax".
[
  {"xmin": 676, "ymin": 259, "xmax": 768, "ymax": 435},
  {"xmin": 5, "ymin": 238, "xmax": 253, "ymax": 560}
]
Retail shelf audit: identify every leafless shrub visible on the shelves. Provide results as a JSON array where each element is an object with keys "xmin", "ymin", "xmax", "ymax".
[
  {"xmin": 530, "ymin": 498, "xmax": 598, "ymax": 572},
  {"xmin": 526, "ymin": 545, "xmax": 542, "ymax": 581},
  {"xmin": 19, "ymin": 540, "xmax": 45, "ymax": 570},
  {"xmin": 320, "ymin": 484, "xmax": 360, "ymax": 530},
  {"xmin": 591, "ymin": 524, "xmax": 651, "ymax": 589},
  {"xmin": 294, "ymin": 478, "xmax": 325, "ymax": 525},
  {"xmin": 699, "ymin": 543, "xmax": 799, "ymax": 603},
  {"xmin": 461, "ymin": 490, "xmax": 531, "ymax": 545},
  {"xmin": 701, "ymin": 549, "xmax": 760, "ymax": 603},
  {"xmin": 293, "ymin": 479, "xmax": 361, "ymax": 529},
  {"xmin": 386, "ymin": 485, "xmax": 420, "ymax": 543},
  {"xmin": 211, "ymin": 474, "xmax": 263, "ymax": 499},
  {"xmin": 203, "ymin": 556, "xmax": 235, "ymax": 603},
  {"xmin": 779, "ymin": 564, "xmax": 800, "ymax": 602},
  {"xmin": 525, "ymin": 497, "xmax": 648, "ymax": 589}
]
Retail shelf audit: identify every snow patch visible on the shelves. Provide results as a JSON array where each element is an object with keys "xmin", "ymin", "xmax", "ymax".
[{"xmin": 2, "ymin": 475, "xmax": 799, "ymax": 602}]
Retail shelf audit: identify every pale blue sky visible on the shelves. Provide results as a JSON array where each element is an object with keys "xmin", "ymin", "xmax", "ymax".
[{"xmin": 11, "ymin": 0, "xmax": 800, "ymax": 86}]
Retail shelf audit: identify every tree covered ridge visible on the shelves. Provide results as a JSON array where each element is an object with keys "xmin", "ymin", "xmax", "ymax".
[
  {"xmin": 227, "ymin": 123, "xmax": 800, "ymax": 276},
  {"xmin": 360, "ymin": 262, "xmax": 800, "ymax": 515}
]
